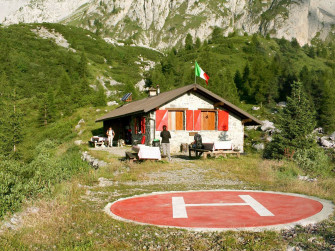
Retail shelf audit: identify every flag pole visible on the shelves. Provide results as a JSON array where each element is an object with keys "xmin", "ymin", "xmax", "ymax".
[{"xmin": 195, "ymin": 61, "xmax": 196, "ymax": 84}]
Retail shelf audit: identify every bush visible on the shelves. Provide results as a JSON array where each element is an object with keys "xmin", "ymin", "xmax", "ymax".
[
  {"xmin": 0, "ymin": 141, "xmax": 90, "ymax": 218},
  {"xmin": 293, "ymin": 147, "xmax": 331, "ymax": 177},
  {"xmin": 0, "ymin": 161, "xmax": 26, "ymax": 217}
]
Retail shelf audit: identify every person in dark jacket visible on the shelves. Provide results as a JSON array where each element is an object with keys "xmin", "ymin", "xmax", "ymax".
[{"xmin": 160, "ymin": 125, "xmax": 171, "ymax": 161}]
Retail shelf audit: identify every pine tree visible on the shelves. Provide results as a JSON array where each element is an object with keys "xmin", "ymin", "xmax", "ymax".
[
  {"xmin": 194, "ymin": 37, "xmax": 201, "ymax": 50},
  {"xmin": 78, "ymin": 52, "xmax": 88, "ymax": 78},
  {"xmin": 233, "ymin": 69, "xmax": 243, "ymax": 97},
  {"xmin": 0, "ymin": 87, "xmax": 23, "ymax": 156},
  {"xmin": 264, "ymin": 81, "xmax": 316, "ymax": 159},
  {"xmin": 38, "ymin": 88, "xmax": 56, "ymax": 126},
  {"xmin": 185, "ymin": 34, "xmax": 193, "ymax": 50},
  {"xmin": 211, "ymin": 27, "xmax": 223, "ymax": 44},
  {"xmin": 92, "ymin": 83, "xmax": 106, "ymax": 107},
  {"xmin": 319, "ymin": 79, "xmax": 335, "ymax": 133},
  {"xmin": 56, "ymin": 70, "xmax": 73, "ymax": 116},
  {"xmin": 0, "ymin": 72, "xmax": 9, "ymax": 155}
]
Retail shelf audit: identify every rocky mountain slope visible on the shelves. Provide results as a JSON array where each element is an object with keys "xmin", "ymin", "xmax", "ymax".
[
  {"xmin": 1, "ymin": 0, "xmax": 335, "ymax": 49},
  {"xmin": 0, "ymin": 0, "xmax": 90, "ymax": 24}
]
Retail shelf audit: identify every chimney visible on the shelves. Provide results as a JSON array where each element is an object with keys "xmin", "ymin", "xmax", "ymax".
[
  {"xmin": 148, "ymin": 87, "xmax": 157, "ymax": 97},
  {"xmin": 156, "ymin": 85, "xmax": 160, "ymax": 95}
]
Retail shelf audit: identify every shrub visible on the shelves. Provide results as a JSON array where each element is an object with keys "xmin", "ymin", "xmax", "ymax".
[
  {"xmin": 0, "ymin": 159, "xmax": 28, "ymax": 217},
  {"xmin": 0, "ymin": 141, "xmax": 90, "ymax": 218},
  {"xmin": 293, "ymin": 147, "xmax": 331, "ymax": 177}
]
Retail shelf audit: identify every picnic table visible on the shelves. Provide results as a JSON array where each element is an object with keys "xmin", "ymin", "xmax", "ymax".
[
  {"xmin": 89, "ymin": 136, "xmax": 107, "ymax": 147},
  {"xmin": 189, "ymin": 141, "xmax": 240, "ymax": 159},
  {"xmin": 125, "ymin": 145, "xmax": 161, "ymax": 162}
]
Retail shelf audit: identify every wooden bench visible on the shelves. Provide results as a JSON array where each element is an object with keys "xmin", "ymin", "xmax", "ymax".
[{"xmin": 125, "ymin": 152, "xmax": 138, "ymax": 163}]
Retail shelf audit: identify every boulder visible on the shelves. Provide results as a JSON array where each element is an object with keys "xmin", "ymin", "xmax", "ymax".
[
  {"xmin": 320, "ymin": 137, "xmax": 334, "ymax": 148},
  {"xmin": 245, "ymin": 125, "xmax": 259, "ymax": 130},
  {"xmin": 261, "ymin": 120, "xmax": 275, "ymax": 132},
  {"xmin": 277, "ymin": 101, "xmax": 287, "ymax": 107},
  {"xmin": 107, "ymin": 101, "xmax": 118, "ymax": 106},
  {"xmin": 252, "ymin": 106, "xmax": 260, "ymax": 111},
  {"xmin": 298, "ymin": 175, "xmax": 317, "ymax": 182},
  {"xmin": 313, "ymin": 127, "xmax": 324, "ymax": 134},
  {"xmin": 266, "ymin": 136, "xmax": 273, "ymax": 142},
  {"xmin": 253, "ymin": 143, "xmax": 265, "ymax": 151},
  {"xmin": 330, "ymin": 131, "xmax": 335, "ymax": 141},
  {"xmin": 74, "ymin": 140, "xmax": 82, "ymax": 146}
]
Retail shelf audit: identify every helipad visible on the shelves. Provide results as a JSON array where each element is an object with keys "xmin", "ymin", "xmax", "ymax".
[{"xmin": 105, "ymin": 190, "xmax": 334, "ymax": 231}]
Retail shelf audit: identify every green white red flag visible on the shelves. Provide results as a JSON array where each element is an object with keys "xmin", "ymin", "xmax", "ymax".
[{"xmin": 195, "ymin": 61, "xmax": 209, "ymax": 85}]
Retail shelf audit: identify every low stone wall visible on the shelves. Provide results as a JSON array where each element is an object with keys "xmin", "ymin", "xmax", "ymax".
[{"xmin": 81, "ymin": 151, "xmax": 108, "ymax": 169}]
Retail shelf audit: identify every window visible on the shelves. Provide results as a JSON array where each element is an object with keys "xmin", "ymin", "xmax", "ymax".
[
  {"xmin": 190, "ymin": 110, "xmax": 229, "ymax": 131},
  {"xmin": 155, "ymin": 109, "xmax": 185, "ymax": 131},
  {"xmin": 201, "ymin": 111, "xmax": 216, "ymax": 130},
  {"xmin": 168, "ymin": 111, "xmax": 184, "ymax": 130}
]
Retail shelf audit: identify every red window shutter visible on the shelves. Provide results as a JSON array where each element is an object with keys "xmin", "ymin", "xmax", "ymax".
[
  {"xmin": 156, "ymin": 110, "xmax": 168, "ymax": 131},
  {"xmin": 141, "ymin": 117, "xmax": 146, "ymax": 134},
  {"xmin": 194, "ymin": 110, "xmax": 201, "ymax": 131},
  {"xmin": 186, "ymin": 110, "xmax": 193, "ymax": 131},
  {"xmin": 218, "ymin": 110, "xmax": 229, "ymax": 131}
]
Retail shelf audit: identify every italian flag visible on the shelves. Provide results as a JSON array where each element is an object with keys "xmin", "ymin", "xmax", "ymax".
[{"xmin": 195, "ymin": 61, "xmax": 210, "ymax": 85}]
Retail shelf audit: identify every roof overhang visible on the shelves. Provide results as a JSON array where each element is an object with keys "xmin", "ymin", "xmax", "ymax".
[{"xmin": 95, "ymin": 84, "xmax": 262, "ymax": 126}]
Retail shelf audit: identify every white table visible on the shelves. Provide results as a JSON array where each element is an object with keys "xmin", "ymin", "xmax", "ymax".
[
  {"xmin": 132, "ymin": 145, "xmax": 161, "ymax": 160},
  {"xmin": 212, "ymin": 141, "xmax": 233, "ymax": 151}
]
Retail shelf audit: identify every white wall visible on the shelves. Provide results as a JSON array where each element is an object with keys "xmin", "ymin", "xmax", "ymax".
[{"xmin": 154, "ymin": 92, "xmax": 244, "ymax": 153}]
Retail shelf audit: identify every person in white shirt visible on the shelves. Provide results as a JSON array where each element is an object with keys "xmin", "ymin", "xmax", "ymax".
[{"xmin": 106, "ymin": 127, "xmax": 115, "ymax": 147}]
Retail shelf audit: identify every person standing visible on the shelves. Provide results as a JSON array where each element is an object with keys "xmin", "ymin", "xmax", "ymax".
[
  {"xmin": 160, "ymin": 125, "xmax": 171, "ymax": 161},
  {"xmin": 106, "ymin": 126, "xmax": 115, "ymax": 147}
]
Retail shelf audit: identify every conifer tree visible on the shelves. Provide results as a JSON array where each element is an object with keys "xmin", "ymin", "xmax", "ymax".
[
  {"xmin": 211, "ymin": 27, "xmax": 223, "ymax": 44},
  {"xmin": 0, "ymin": 86, "xmax": 23, "ymax": 156},
  {"xmin": 319, "ymin": 79, "xmax": 335, "ymax": 133},
  {"xmin": 38, "ymin": 88, "xmax": 56, "ymax": 126},
  {"xmin": 92, "ymin": 83, "xmax": 107, "ymax": 107},
  {"xmin": 264, "ymin": 81, "xmax": 316, "ymax": 159},
  {"xmin": 0, "ymin": 72, "xmax": 9, "ymax": 155},
  {"xmin": 185, "ymin": 34, "xmax": 193, "ymax": 50},
  {"xmin": 194, "ymin": 37, "xmax": 201, "ymax": 50},
  {"xmin": 233, "ymin": 69, "xmax": 243, "ymax": 97},
  {"xmin": 78, "ymin": 52, "xmax": 88, "ymax": 78}
]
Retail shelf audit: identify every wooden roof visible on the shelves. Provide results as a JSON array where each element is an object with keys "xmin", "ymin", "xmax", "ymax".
[{"xmin": 96, "ymin": 84, "xmax": 262, "ymax": 125}]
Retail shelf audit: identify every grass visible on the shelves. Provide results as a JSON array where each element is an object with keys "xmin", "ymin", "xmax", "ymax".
[{"xmin": 1, "ymin": 152, "xmax": 334, "ymax": 250}]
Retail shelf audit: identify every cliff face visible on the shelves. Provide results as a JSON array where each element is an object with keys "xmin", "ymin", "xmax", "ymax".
[
  {"xmin": 1, "ymin": 0, "xmax": 335, "ymax": 48},
  {"xmin": 0, "ymin": 0, "xmax": 90, "ymax": 24}
]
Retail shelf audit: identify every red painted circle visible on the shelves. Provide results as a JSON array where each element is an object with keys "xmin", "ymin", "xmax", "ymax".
[{"xmin": 110, "ymin": 191, "xmax": 323, "ymax": 229}]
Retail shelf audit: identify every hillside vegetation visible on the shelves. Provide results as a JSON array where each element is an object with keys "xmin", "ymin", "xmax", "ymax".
[
  {"xmin": 0, "ymin": 22, "xmax": 335, "ymax": 222},
  {"xmin": 0, "ymin": 23, "xmax": 161, "ymax": 218},
  {"xmin": 146, "ymin": 31, "xmax": 335, "ymax": 133}
]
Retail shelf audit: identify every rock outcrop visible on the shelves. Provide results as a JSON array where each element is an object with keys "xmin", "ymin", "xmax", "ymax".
[
  {"xmin": 0, "ymin": 0, "xmax": 90, "ymax": 24},
  {"xmin": 1, "ymin": 0, "xmax": 334, "ymax": 49}
]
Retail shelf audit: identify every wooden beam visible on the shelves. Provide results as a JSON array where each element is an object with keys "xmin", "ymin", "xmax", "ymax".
[
  {"xmin": 165, "ymin": 108, "xmax": 188, "ymax": 111},
  {"xmin": 242, "ymin": 118, "xmax": 252, "ymax": 124},
  {"xmin": 198, "ymin": 108, "xmax": 217, "ymax": 111},
  {"xmin": 214, "ymin": 101, "xmax": 224, "ymax": 107},
  {"xmin": 189, "ymin": 132, "xmax": 198, "ymax": 136}
]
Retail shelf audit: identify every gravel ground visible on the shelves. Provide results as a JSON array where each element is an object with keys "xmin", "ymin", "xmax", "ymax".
[{"xmin": 89, "ymin": 146, "xmax": 129, "ymax": 157}]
